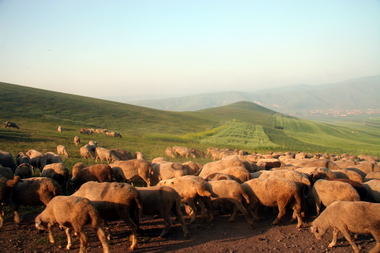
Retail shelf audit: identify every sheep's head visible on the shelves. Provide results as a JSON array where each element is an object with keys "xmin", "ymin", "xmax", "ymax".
[{"xmin": 34, "ymin": 215, "xmax": 47, "ymax": 231}]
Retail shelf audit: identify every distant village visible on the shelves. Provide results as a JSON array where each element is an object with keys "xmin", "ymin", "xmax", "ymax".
[{"xmin": 288, "ymin": 108, "xmax": 380, "ymax": 117}]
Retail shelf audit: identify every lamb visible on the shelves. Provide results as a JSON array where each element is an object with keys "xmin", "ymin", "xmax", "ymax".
[
  {"xmin": 241, "ymin": 178, "xmax": 304, "ymax": 228},
  {"xmin": 56, "ymin": 145, "xmax": 69, "ymax": 158},
  {"xmin": 71, "ymin": 164, "xmax": 114, "ymax": 190},
  {"xmin": 157, "ymin": 176, "xmax": 213, "ymax": 224},
  {"xmin": 10, "ymin": 177, "xmax": 61, "ymax": 224},
  {"xmin": 0, "ymin": 175, "xmax": 22, "ymax": 227},
  {"xmin": 204, "ymin": 180, "xmax": 254, "ymax": 228},
  {"xmin": 72, "ymin": 181, "xmax": 142, "ymax": 250},
  {"xmin": 35, "ymin": 195, "xmax": 109, "ymax": 253},
  {"xmin": 311, "ymin": 179, "xmax": 360, "ymax": 215},
  {"xmin": 73, "ymin": 135, "xmax": 81, "ymax": 146},
  {"xmin": 136, "ymin": 185, "xmax": 188, "ymax": 238},
  {"xmin": 14, "ymin": 163, "xmax": 34, "ymax": 179},
  {"xmin": 41, "ymin": 162, "xmax": 69, "ymax": 185},
  {"xmin": 110, "ymin": 159, "xmax": 153, "ymax": 186},
  {"xmin": 16, "ymin": 152, "xmax": 31, "ymax": 165},
  {"xmin": 311, "ymin": 201, "xmax": 380, "ymax": 253}
]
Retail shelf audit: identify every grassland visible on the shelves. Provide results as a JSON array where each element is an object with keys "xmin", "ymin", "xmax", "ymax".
[{"xmin": 1, "ymin": 81, "xmax": 380, "ymax": 164}]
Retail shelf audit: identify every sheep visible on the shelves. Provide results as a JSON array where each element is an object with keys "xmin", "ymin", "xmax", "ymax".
[
  {"xmin": 203, "ymin": 180, "xmax": 254, "ymax": 228},
  {"xmin": 182, "ymin": 161, "xmax": 202, "ymax": 175},
  {"xmin": 347, "ymin": 161, "xmax": 380, "ymax": 176},
  {"xmin": 157, "ymin": 176, "xmax": 213, "ymax": 224},
  {"xmin": 151, "ymin": 157, "xmax": 168, "ymax": 164},
  {"xmin": 110, "ymin": 148, "xmax": 134, "ymax": 161},
  {"xmin": 35, "ymin": 196, "xmax": 109, "ymax": 253},
  {"xmin": 199, "ymin": 157, "xmax": 246, "ymax": 179},
  {"xmin": 71, "ymin": 162, "xmax": 87, "ymax": 178},
  {"xmin": 362, "ymin": 180, "xmax": 380, "ymax": 203},
  {"xmin": 73, "ymin": 135, "xmax": 81, "ymax": 146},
  {"xmin": 72, "ymin": 181, "xmax": 142, "ymax": 250},
  {"xmin": 79, "ymin": 144, "xmax": 96, "ymax": 159},
  {"xmin": 151, "ymin": 162, "xmax": 190, "ymax": 186},
  {"xmin": 3, "ymin": 121, "xmax": 19, "ymax": 129},
  {"xmin": 10, "ymin": 177, "xmax": 61, "ymax": 224},
  {"xmin": 165, "ymin": 147, "xmax": 176, "ymax": 158},
  {"xmin": 41, "ymin": 162, "xmax": 69, "ymax": 185},
  {"xmin": 311, "ymin": 201, "xmax": 380, "ymax": 253},
  {"xmin": 365, "ymin": 171, "xmax": 380, "ymax": 181},
  {"xmin": 205, "ymin": 172, "xmax": 234, "ymax": 181},
  {"xmin": 295, "ymin": 166, "xmax": 336, "ymax": 179},
  {"xmin": 134, "ymin": 151, "xmax": 146, "ymax": 160},
  {"xmin": 0, "ymin": 150, "xmax": 17, "ymax": 172},
  {"xmin": 256, "ymin": 159, "xmax": 284, "ymax": 170},
  {"xmin": 71, "ymin": 164, "xmax": 114, "ymax": 190},
  {"xmin": 56, "ymin": 145, "xmax": 69, "ymax": 158},
  {"xmin": 214, "ymin": 166, "xmax": 251, "ymax": 183},
  {"xmin": 16, "ymin": 152, "xmax": 31, "ymax": 165},
  {"xmin": 95, "ymin": 147, "xmax": 117, "ymax": 163},
  {"xmin": 14, "ymin": 163, "xmax": 34, "ymax": 179},
  {"xmin": 189, "ymin": 148, "xmax": 206, "ymax": 158},
  {"xmin": 44, "ymin": 151, "xmax": 63, "ymax": 164},
  {"xmin": 0, "ymin": 165, "xmax": 14, "ymax": 179},
  {"xmin": 284, "ymin": 159, "xmax": 341, "ymax": 171},
  {"xmin": 110, "ymin": 159, "xmax": 152, "ymax": 186},
  {"xmin": 26, "ymin": 149, "xmax": 46, "ymax": 169},
  {"xmin": 172, "ymin": 146, "xmax": 196, "ymax": 159},
  {"xmin": 136, "ymin": 185, "xmax": 188, "ymax": 238},
  {"xmin": 57, "ymin": 125, "xmax": 62, "ymax": 133},
  {"xmin": 0, "ymin": 175, "xmax": 22, "ymax": 227},
  {"xmin": 331, "ymin": 169, "xmax": 364, "ymax": 183},
  {"xmin": 311, "ymin": 179, "xmax": 360, "ymax": 215},
  {"xmin": 241, "ymin": 178, "xmax": 304, "ymax": 228}
]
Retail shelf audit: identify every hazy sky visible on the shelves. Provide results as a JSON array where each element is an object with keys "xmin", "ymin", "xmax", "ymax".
[{"xmin": 1, "ymin": 1, "xmax": 379, "ymax": 100}]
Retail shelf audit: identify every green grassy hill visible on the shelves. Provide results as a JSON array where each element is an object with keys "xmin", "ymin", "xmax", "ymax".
[{"xmin": 1, "ymin": 81, "xmax": 380, "ymax": 163}]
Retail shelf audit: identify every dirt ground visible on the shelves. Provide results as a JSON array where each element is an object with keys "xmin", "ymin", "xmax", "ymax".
[{"xmin": 0, "ymin": 206, "xmax": 376, "ymax": 253}]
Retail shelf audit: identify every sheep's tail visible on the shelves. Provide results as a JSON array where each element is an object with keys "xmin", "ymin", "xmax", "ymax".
[{"xmin": 241, "ymin": 190, "xmax": 250, "ymax": 204}]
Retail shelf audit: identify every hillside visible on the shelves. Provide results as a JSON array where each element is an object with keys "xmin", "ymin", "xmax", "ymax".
[
  {"xmin": 1, "ymin": 82, "xmax": 380, "ymax": 158},
  {"xmin": 124, "ymin": 75, "xmax": 380, "ymax": 117}
]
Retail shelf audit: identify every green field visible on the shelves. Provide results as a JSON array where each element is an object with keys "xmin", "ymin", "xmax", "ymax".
[{"xmin": 1, "ymin": 81, "xmax": 380, "ymax": 165}]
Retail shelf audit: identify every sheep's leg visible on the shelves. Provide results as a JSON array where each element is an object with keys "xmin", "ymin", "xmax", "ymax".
[
  {"xmin": 47, "ymin": 224, "xmax": 55, "ymax": 244},
  {"xmin": 0, "ymin": 210, "xmax": 4, "ymax": 228},
  {"xmin": 229, "ymin": 201, "xmax": 254, "ymax": 229},
  {"xmin": 159, "ymin": 213, "xmax": 172, "ymax": 238},
  {"xmin": 13, "ymin": 210, "xmax": 21, "ymax": 224},
  {"xmin": 369, "ymin": 231, "xmax": 380, "ymax": 253},
  {"xmin": 77, "ymin": 231, "xmax": 88, "ymax": 253},
  {"xmin": 96, "ymin": 227, "xmax": 110, "ymax": 253},
  {"xmin": 328, "ymin": 227, "xmax": 339, "ymax": 248},
  {"xmin": 339, "ymin": 227, "xmax": 360, "ymax": 253},
  {"xmin": 272, "ymin": 203, "xmax": 286, "ymax": 225},
  {"xmin": 65, "ymin": 227, "xmax": 72, "ymax": 249},
  {"xmin": 185, "ymin": 199, "xmax": 197, "ymax": 224},
  {"xmin": 122, "ymin": 217, "xmax": 138, "ymax": 250}
]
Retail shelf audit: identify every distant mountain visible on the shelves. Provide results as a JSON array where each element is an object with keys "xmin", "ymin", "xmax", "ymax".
[{"xmin": 124, "ymin": 75, "xmax": 380, "ymax": 114}]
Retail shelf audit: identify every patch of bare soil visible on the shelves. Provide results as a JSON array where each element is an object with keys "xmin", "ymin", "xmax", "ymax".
[{"xmin": 0, "ymin": 207, "xmax": 376, "ymax": 253}]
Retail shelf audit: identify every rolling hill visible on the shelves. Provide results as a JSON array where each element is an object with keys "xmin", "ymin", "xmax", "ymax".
[{"xmin": 1, "ymin": 81, "xmax": 380, "ymax": 159}]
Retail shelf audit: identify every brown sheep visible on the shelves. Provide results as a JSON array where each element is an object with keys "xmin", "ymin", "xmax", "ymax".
[
  {"xmin": 79, "ymin": 144, "xmax": 96, "ymax": 159},
  {"xmin": 157, "ymin": 176, "xmax": 212, "ymax": 224},
  {"xmin": 35, "ymin": 196, "xmax": 109, "ymax": 253},
  {"xmin": 363, "ymin": 180, "xmax": 380, "ymax": 202},
  {"xmin": 45, "ymin": 152, "xmax": 63, "ymax": 164},
  {"xmin": 56, "ymin": 145, "xmax": 69, "ymax": 158},
  {"xmin": 4, "ymin": 121, "xmax": 19, "ymax": 129},
  {"xmin": 110, "ymin": 148, "xmax": 134, "ymax": 161},
  {"xmin": 241, "ymin": 178, "xmax": 304, "ymax": 228},
  {"xmin": 26, "ymin": 149, "xmax": 47, "ymax": 169},
  {"xmin": 10, "ymin": 177, "xmax": 61, "ymax": 224},
  {"xmin": 0, "ymin": 165, "xmax": 14, "ymax": 179},
  {"xmin": 14, "ymin": 163, "xmax": 34, "ymax": 179},
  {"xmin": 16, "ymin": 152, "xmax": 31, "ymax": 165},
  {"xmin": 71, "ymin": 164, "xmax": 114, "ymax": 190},
  {"xmin": 365, "ymin": 171, "xmax": 380, "ymax": 181},
  {"xmin": 110, "ymin": 159, "xmax": 152, "ymax": 186},
  {"xmin": 0, "ymin": 150, "xmax": 17, "ymax": 172},
  {"xmin": 311, "ymin": 179, "xmax": 360, "ymax": 215},
  {"xmin": 136, "ymin": 185, "xmax": 188, "ymax": 238},
  {"xmin": 72, "ymin": 181, "xmax": 142, "ymax": 250},
  {"xmin": 71, "ymin": 162, "xmax": 87, "ymax": 179},
  {"xmin": 41, "ymin": 163, "xmax": 69, "ymax": 185},
  {"xmin": 331, "ymin": 169, "xmax": 363, "ymax": 183},
  {"xmin": 0, "ymin": 175, "xmax": 22, "ymax": 227},
  {"xmin": 311, "ymin": 201, "xmax": 380, "ymax": 253}
]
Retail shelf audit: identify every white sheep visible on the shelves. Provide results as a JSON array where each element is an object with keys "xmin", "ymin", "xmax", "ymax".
[
  {"xmin": 35, "ymin": 195, "xmax": 109, "ymax": 253},
  {"xmin": 311, "ymin": 201, "xmax": 380, "ymax": 253}
]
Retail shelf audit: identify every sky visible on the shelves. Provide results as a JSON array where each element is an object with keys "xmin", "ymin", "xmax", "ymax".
[{"xmin": 1, "ymin": 1, "xmax": 380, "ymax": 100}]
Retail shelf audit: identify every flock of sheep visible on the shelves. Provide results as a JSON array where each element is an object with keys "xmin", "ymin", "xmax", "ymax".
[{"xmin": 1, "ymin": 139, "xmax": 380, "ymax": 252}]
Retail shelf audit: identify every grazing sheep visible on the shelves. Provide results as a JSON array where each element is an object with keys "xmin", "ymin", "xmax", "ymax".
[
  {"xmin": 182, "ymin": 161, "xmax": 202, "ymax": 175},
  {"xmin": 362, "ymin": 180, "xmax": 380, "ymax": 203},
  {"xmin": 95, "ymin": 147, "xmax": 117, "ymax": 163},
  {"xmin": 189, "ymin": 148, "xmax": 206, "ymax": 158},
  {"xmin": 205, "ymin": 172, "xmax": 234, "ymax": 181},
  {"xmin": 256, "ymin": 159, "xmax": 284, "ymax": 170},
  {"xmin": 365, "ymin": 171, "xmax": 380, "ymax": 181},
  {"xmin": 151, "ymin": 157, "xmax": 168, "ymax": 164},
  {"xmin": 311, "ymin": 201, "xmax": 380, "ymax": 253},
  {"xmin": 44, "ymin": 151, "xmax": 63, "ymax": 164},
  {"xmin": 347, "ymin": 161, "xmax": 380, "ymax": 176},
  {"xmin": 110, "ymin": 148, "xmax": 134, "ymax": 161},
  {"xmin": 73, "ymin": 135, "xmax": 81, "ymax": 146},
  {"xmin": 295, "ymin": 166, "xmax": 336, "ymax": 179},
  {"xmin": 71, "ymin": 164, "xmax": 114, "ymax": 190},
  {"xmin": 136, "ymin": 185, "xmax": 188, "ymax": 238},
  {"xmin": 57, "ymin": 126, "xmax": 62, "ymax": 133},
  {"xmin": 284, "ymin": 159, "xmax": 341, "ymax": 171},
  {"xmin": 4, "ymin": 121, "xmax": 19, "ymax": 129},
  {"xmin": 56, "ymin": 145, "xmax": 69, "ymax": 158},
  {"xmin": 71, "ymin": 162, "xmax": 87, "ymax": 178},
  {"xmin": 165, "ymin": 147, "xmax": 176, "ymax": 158},
  {"xmin": 151, "ymin": 162, "xmax": 190, "ymax": 186},
  {"xmin": 72, "ymin": 181, "xmax": 142, "ymax": 250},
  {"xmin": 105, "ymin": 131, "xmax": 122, "ymax": 138},
  {"xmin": 35, "ymin": 195, "xmax": 109, "ymax": 253},
  {"xmin": 16, "ymin": 152, "xmax": 31, "ymax": 165},
  {"xmin": 134, "ymin": 151, "xmax": 146, "ymax": 160},
  {"xmin": 79, "ymin": 144, "xmax": 96, "ymax": 159},
  {"xmin": 110, "ymin": 159, "xmax": 153, "ymax": 186},
  {"xmin": 14, "ymin": 163, "xmax": 34, "ymax": 179},
  {"xmin": 0, "ymin": 165, "xmax": 14, "ymax": 179},
  {"xmin": 215, "ymin": 166, "xmax": 251, "ymax": 183},
  {"xmin": 0, "ymin": 175, "xmax": 22, "ymax": 227},
  {"xmin": 172, "ymin": 146, "xmax": 196, "ymax": 159},
  {"xmin": 241, "ymin": 178, "xmax": 304, "ymax": 228},
  {"xmin": 204, "ymin": 180, "xmax": 254, "ymax": 228},
  {"xmin": 311, "ymin": 179, "xmax": 360, "ymax": 215},
  {"xmin": 0, "ymin": 150, "xmax": 17, "ymax": 172},
  {"xmin": 11, "ymin": 177, "xmax": 61, "ymax": 224},
  {"xmin": 331, "ymin": 169, "xmax": 364, "ymax": 183},
  {"xmin": 157, "ymin": 176, "xmax": 213, "ymax": 224},
  {"xmin": 41, "ymin": 163, "xmax": 69, "ymax": 185},
  {"xmin": 26, "ymin": 149, "xmax": 47, "ymax": 169},
  {"xmin": 199, "ymin": 157, "xmax": 245, "ymax": 179}
]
